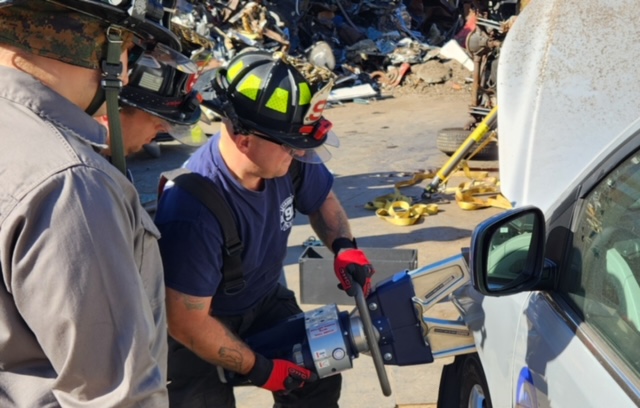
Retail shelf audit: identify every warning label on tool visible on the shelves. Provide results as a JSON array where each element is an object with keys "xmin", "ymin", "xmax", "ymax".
[
  {"xmin": 309, "ymin": 322, "xmax": 337, "ymax": 339},
  {"xmin": 316, "ymin": 359, "xmax": 330, "ymax": 369}
]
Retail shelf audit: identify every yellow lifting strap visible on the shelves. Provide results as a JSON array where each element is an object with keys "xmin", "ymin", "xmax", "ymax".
[
  {"xmin": 364, "ymin": 162, "xmax": 511, "ymax": 226},
  {"xmin": 375, "ymin": 201, "xmax": 439, "ymax": 226},
  {"xmin": 452, "ymin": 162, "xmax": 512, "ymax": 211},
  {"xmin": 364, "ymin": 187, "xmax": 439, "ymax": 226}
]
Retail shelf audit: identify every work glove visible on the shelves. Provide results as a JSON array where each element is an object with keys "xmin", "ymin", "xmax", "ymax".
[
  {"xmin": 333, "ymin": 238, "xmax": 375, "ymax": 297},
  {"xmin": 247, "ymin": 353, "xmax": 317, "ymax": 393}
]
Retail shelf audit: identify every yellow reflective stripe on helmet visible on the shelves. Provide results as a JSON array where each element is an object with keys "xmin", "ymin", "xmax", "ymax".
[
  {"xmin": 299, "ymin": 82, "xmax": 311, "ymax": 105},
  {"xmin": 266, "ymin": 87, "xmax": 289, "ymax": 113},
  {"xmin": 227, "ymin": 60, "xmax": 244, "ymax": 82},
  {"xmin": 237, "ymin": 74, "xmax": 262, "ymax": 101}
]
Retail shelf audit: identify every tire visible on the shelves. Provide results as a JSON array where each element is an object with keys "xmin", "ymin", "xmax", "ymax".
[
  {"xmin": 436, "ymin": 127, "xmax": 499, "ymax": 161},
  {"xmin": 438, "ymin": 353, "xmax": 493, "ymax": 408}
]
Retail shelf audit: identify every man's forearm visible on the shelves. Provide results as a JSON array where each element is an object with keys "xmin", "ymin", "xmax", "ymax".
[
  {"xmin": 308, "ymin": 190, "xmax": 353, "ymax": 250},
  {"xmin": 167, "ymin": 291, "xmax": 256, "ymax": 375}
]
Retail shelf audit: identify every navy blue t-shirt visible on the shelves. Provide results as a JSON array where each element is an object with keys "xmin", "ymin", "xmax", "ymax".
[{"xmin": 155, "ymin": 133, "xmax": 333, "ymax": 315}]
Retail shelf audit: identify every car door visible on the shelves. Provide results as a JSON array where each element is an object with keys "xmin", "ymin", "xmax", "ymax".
[{"xmin": 510, "ymin": 145, "xmax": 640, "ymax": 407}]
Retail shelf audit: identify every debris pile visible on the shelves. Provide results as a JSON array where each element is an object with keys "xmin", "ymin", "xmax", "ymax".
[{"xmin": 170, "ymin": 0, "xmax": 491, "ymax": 100}]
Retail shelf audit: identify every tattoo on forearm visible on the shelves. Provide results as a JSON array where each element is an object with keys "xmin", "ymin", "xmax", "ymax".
[
  {"xmin": 215, "ymin": 320, "xmax": 249, "ymax": 372},
  {"xmin": 219, "ymin": 347, "xmax": 243, "ymax": 372},
  {"xmin": 311, "ymin": 194, "xmax": 351, "ymax": 244},
  {"xmin": 180, "ymin": 294, "xmax": 207, "ymax": 311}
]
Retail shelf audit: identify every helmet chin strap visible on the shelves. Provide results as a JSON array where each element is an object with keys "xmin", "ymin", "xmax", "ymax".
[
  {"xmin": 85, "ymin": 88, "xmax": 105, "ymax": 117},
  {"xmin": 86, "ymin": 27, "xmax": 127, "ymax": 175}
]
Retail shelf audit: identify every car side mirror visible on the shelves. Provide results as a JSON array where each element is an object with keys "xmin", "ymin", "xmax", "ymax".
[{"xmin": 470, "ymin": 206, "xmax": 546, "ymax": 296}]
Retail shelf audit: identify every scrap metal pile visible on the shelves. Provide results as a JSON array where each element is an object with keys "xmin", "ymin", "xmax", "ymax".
[{"xmin": 169, "ymin": 0, "xmax": 499, "ymax": 99}]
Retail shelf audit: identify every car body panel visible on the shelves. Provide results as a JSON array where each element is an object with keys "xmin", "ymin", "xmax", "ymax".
[
  {"xmin": 458, "ymin": 120, "xmax": 640, "ymax": 406},
  {"xmin": 444, "ymin": 0, "xmax": 640, "ymax": 405},
  {"xmin": 513, "ymin": 293, "xmax": 635, "ymax": 407},
  {"xmin": 497, "ymin": 0, "xmax": 640, "ymax": 214}
]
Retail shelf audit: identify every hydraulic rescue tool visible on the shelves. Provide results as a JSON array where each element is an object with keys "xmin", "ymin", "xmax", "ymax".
[{"xmin": 218, "ymin": 254, "xmax": 476, "ymax": 396}]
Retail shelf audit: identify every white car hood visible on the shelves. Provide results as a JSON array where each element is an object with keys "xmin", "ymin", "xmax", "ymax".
[{"xmin": 497, "ymin": 0, "xmax": 640, "ymax": 214}]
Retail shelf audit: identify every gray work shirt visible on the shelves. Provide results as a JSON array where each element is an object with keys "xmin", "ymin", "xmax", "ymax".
[{"xmin": 0, "ymin": 67, "xmax": 168, "ymax": 406}]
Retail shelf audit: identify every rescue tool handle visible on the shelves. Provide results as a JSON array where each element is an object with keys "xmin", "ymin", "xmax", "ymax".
[{"xmin": 354, "ymin": 282, "xmax": 392, "ymax": 396}]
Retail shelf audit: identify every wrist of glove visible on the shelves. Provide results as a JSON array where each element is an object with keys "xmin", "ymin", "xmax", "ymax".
[
  {"xmin": 333, "ymin": 238, "xmax": 375, "ymax": 297},
  {"xmin": 247, "ymin": 354, "xmax": 317, "ymax": 393}
]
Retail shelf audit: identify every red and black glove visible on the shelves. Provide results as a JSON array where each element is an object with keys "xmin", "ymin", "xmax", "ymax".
[
  {"xmin": 247, "ymin": 353, "xmax": 317, "ymax": 393},
  {"xmin": 333, "ymin": 238, "xmax": 375, "ymax": 297}
]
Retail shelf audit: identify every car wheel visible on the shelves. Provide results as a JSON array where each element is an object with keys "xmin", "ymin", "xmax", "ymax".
[
  {"xmin": 438, "ymin": 353, "xmax": 493, "ymax": 408},
  {"xmin": 436, "ymin": 127, "xmax": 498, "ymax": 161}
]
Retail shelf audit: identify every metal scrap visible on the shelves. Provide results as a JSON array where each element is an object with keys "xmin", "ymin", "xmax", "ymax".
[{"xmin": 173, "ymin": 0, "xmax": 504, "ymax": 101}]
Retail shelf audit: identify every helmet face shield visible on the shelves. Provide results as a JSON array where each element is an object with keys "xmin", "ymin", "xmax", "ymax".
[
  {"xmin": 148, "ymin": 42, "xmax": 198, "ymax": 74},
  {"xmin": 286, "ymin": 144, "xmax": 333, "ymax": 164},
  {"xmin": 119, "ymin": 47, "xmax": 201, "ymax": 127},
  {"xmin": 165, "ymin": 122, "xmax": 208, "ymax": 146},
  {"xmin": 283, "ymin": 129, "xmax": 339, "ymax": 163}
]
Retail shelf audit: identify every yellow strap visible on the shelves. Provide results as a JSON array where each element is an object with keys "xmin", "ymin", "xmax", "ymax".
[
  {"xmin": 364, "ymin": 189, "xmax": 413, "ymax": 210},
  {"xmin": 394, "ymin": 171, "xmax": 437, "ymax": 188},
  {"xmin": 365, "ymin": 153, "xmax": 511, "ymax": 226},
  {"xmin": 375, "ymin": 201, "xmax": 439, "ymax": 226},
  {"xmin": 454, "ymin": 179, "xmax": 512, "ymax": 210}
]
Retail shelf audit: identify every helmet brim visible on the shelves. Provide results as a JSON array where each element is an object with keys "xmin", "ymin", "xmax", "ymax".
[
  {"xmin": 49, "ymin": 0, "xmax": 181, "ymax": 50},
  {"xmin": 119, "ymin": 90, "xmax": 202, "ymax": 126}
]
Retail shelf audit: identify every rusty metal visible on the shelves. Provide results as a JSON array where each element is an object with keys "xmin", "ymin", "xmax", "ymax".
[
  {"xmin": 276, "ymin": 52, "xmax": 336, "ymax": 85},
  {"xmin": 370, "ymin": 70, "xmax": 390, "ymax": 85},
  {"xmin": 390, "ymin": 62, "xmax": 411, "ymax": 87},
  {"xmin": 171, "ymin": 23, "xmax": 216, "ymax": 50},
  {"xmin": 370, "ymin": 62, "xmax": 410, "ymax": 88}
]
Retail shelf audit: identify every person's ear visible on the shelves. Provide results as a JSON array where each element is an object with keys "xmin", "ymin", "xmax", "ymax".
[{"xmin": 235, "ymin": 133, "xmax": 251, "ymax": 153}]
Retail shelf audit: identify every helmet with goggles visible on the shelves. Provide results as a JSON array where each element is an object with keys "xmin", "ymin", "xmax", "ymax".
[
  {"xmin": 198, "ymin": 50, "xmax": 338, "ymax": 163},
  {"xmin": 0, "ymin": 1, "xmax": 182, "ymax": 69},
  {"xmin": 119, "ymin": 44, "xmax": 206, "ymax": 146},
  {"xmin": 0, "ymin": 0, "xmax": 184, "ymax": 175}
]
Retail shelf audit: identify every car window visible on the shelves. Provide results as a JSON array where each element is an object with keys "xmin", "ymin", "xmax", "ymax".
[{"xmin": 567, "ymin": 151, "xmax": 640, "ymax": 378}]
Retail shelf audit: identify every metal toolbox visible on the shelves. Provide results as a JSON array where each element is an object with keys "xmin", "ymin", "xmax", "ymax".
[{"xmin": 298, "ymin": 246, "xmax": 418, "ymax": 305}]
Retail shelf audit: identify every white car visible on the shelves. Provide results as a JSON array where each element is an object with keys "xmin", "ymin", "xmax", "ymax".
[
  {"xmin": 440, "ymin": 122, "xmax": 640, "ymax": 407},
  {"xmin": 432, "ymin": 0, "xmax": 640, "ymax": 406}
]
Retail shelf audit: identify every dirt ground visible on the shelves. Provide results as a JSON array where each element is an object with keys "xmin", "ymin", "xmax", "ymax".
[
  {"xmin": 127, "ymin": 80, "xmax": 502, "ymax": 408},
  {"xmin": 390, "ymin": 60, "xmax": 474, "ymax": 98}
]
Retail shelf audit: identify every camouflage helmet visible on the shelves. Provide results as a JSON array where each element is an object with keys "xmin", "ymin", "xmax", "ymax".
[
  {"xmin": 53, "ymin": 0, "xmax": 181, "ymax": 50},
  {"xmin": 0, "ymin": 0, "xmax": 181, "ymax": 69}
]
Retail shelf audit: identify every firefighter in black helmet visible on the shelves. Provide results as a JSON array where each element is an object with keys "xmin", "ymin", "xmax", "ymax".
[
  {"xmin": 156, "ymin": 50, "xmax": 376, "ymax": 408},
  {"xmin": 0, "ymin": 1, "xmax": 184, "ymax": 405},
  {"xmin": 121, "ymin": 44, "xmax": 203, "ymax": 144},
  {"xmin": 97, "ymin": 44, "xmax": 206, "ymax": 159}
]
